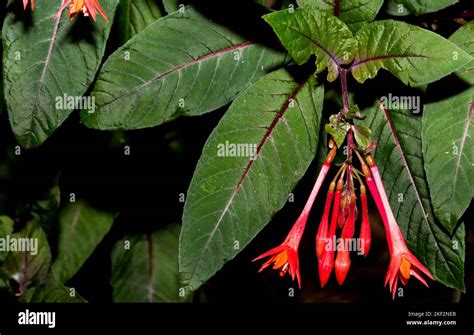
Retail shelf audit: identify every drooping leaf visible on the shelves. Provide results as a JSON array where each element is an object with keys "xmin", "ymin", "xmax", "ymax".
[
  {"xmin": 82, "ymin": 6, "xmax": 287, "ymax": 130},
  {"xmin": 111, "ymin": 224, "xmax": 181, "ymax": 302},
  {"xmin": 358, "ymin": 104, "xmax": 465, "ymax": 290},
  {"xmin": 20, "ymin": 281, "xmax": 86, "ymax": 302},
  {"xmin": 386, "ymin": 0, "xmax": 458, "ymax": 16},
  {"xmin": 2, "ymin": 0, "xmax": 119, "ymax": 148},
  {"xmin": 297, "ymin": 0, "xmax": 384, "ymax": 32},
  {"xmin": 352, "ymin": 124, "xmax": 372, "ymax": 149},
  {"xmin": 351, "ymin": 20, "xmax": 472, "ymax": 86},
  {"xmin": 51, "ymin": 201, "xmax": 115, "ymax": 284},
  {"xmin": 263, "ymin": 7, "xmax": 355, "ymax": 81},
  {"xmin": 180, "ymin": 69, "xmax": 324, "ymax": 294},
  {"xmin": 0, "ymin": 216, "xmax": 14, "ymax": 263},
  {"xmin": 0, "ymin": 221, "xmax": 52, "ymax": 294},
  {"xmin": 449, "ymin": 22, "xmax": 474, "ymax": 85},
  {"xmin": 325, "ymin": 114, "xmax": 350, "ymax": 147},
  {"xmin": 422, "ymin": 88, "xmax": 473, "ymax": 233},
  {"xmin": 117, "ymin": 0, "xmax": 164, "ymax": 43}
]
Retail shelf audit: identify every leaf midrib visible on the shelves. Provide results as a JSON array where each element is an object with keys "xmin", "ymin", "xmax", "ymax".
[
  {"xmin": 186, "ymin": 77, "xmax": 309, "ymax": 286},
  {"xmin": 99, "ymin": 41, "xmax": 254, "ymax": 108}
]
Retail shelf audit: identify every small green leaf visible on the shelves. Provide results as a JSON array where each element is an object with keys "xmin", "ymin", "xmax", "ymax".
[
  {"xmin": 325, "ymin": 114, "xmax": 350, "ymax": 147},
  {"xmin": 346, "ymin": 104, "xmax": 365, "ymax": 119},
  {"xmin": 263, "ymin": 7, "xmax": 355, "ymax": 81},
  {"xmin": 83, "ymin": 6, "xmax": 286, "ymax": 130},
  {"xmin": 357, "ymin": 105, "xmax": 465, "ymax": 290},
  {"xmin": 163, "ymin": 0, "xmax": 179, "ymax": 13},
  {"xmin": 352, "ymin": 124, "xmax": 372, "ymax": 149},
  {"xmin": 297, "ymin": 0, "xmax": 384, "ymax": 32},
  {"xmin": 20, "ymin": 281, "xmax": 86, "ymax": 302},
  {"xmin": 422, "ymin": 88, "xmax": 473, "ymax": 233},
  {"xmin": 180, "ymin": 69, "xmax": 324, "ymax": 294},
  {"xmin": 449, "ymin": 22, "xmax": 474, "ymax": 85},
  {"xmin": 1, "ymin": 222, "xmax": 52, "ymax": 294},
  {"xmin": 111, "ymin": 224, "xmax": 182, "ymax": 302},
  {"xmin": 52, "ymin": 201, "xmax": 115, "ymax": 284},
  {"xmin": 2, "ymin": 0, "xmax": 119, "ymax": 148},
  {"xmin": 351, "ymin": 20, "xmax": 472, "ymax": 86},
  {"xmin": 386, "ymin": 0, "xmax": 458, "ymax": 16}
]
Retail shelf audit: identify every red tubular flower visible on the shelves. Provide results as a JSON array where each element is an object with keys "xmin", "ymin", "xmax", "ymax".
[
  {"xmin": 316, "ymin": 182, "xmax": 335, "ymax": 259},
  {"xmin": 335, "ymin": 194, "xmax": 355, "ymax": 285},
  {"xmin": 318, "ymin": 170, "xmax": 345, "ymax": 287},
  {"xmin": 254, "ymin": 146, "xmax": 336, "ymax": 288},
  {"xmin": 56, "ymin": 0, "xmax": 108, "ymax": 21},
  {"xmin": 23, "ymin": 0, "xmax": 34, "ymax": 10},
  {"xmin": 359, "ymin": 185, "xmax": 371, "ymax": 257},
  {"xmin": 365, "ymin": 154, "xmax": 433, "ymax": 299}
]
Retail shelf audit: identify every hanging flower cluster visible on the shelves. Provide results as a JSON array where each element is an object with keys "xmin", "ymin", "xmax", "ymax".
[
  {"xmin": 22, "ymin": 0, "xmax": 108, "ymax": 21},
  {"xmin": 255, "ymin": 136, "xmax": 433, "ymax": 298}
]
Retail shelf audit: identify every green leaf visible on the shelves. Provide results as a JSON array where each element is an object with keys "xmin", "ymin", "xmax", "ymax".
[
  {"xmin": 117, "ymin": 0, "xmax": 164, "ymax": 44},
  {"xmin": 358, "ymin": 104, "xmax": 465, "ymax": 290},
  {"xmin": 352, "ymin": 124, "xmax": 372, "ymax": 149},
  {"xmin": 180, "ymin": 69, "xmax": 324, "ymax": 294},
  {"xmin": 82, "ymin": 6, "xmax": 287, "ymax": 130},
  {"xmin": 163, "ymin": 0, "xmax": 179, "ymax": 13},
  {"xmin": 0, "ymin": 216, "xmax": 14, "ymax": 263},
  {"xmin": 422, "ymin": 88, "xmax": 473, "ymax": 233},
  {"xmin": 386, "ymin": 0, "xmax": 458, "ymax": 16},
  {"xmin": 20, "ymin": 281, "xmax": 86, "ymax": 302},
  {"xmin": 449, "ymin": 22, "xmax": 474, "ymax": 85},
  {"xmin": 51, "ymin": 201, "xmax": 115, "ymax": 284},
  {"xmin": 325, "ymin": 114, "xmax": 350, "ymax": 147},
  {"xmin": 263, "ymin": 7, "xmax": 355, "ymax": 82},
  {"xmin": 0, "ymin": 221, "xmax": 52, "ymax": 294},
  {"xmin": 297, "ymin": 0, "xmax": 384, "ymax": 32},
  {"xmin": 351, "ymin": 20, "xmax": 472, "ymax": 86},
  {"xmin": 2, "ymin": 0, "xmax": 119, "ymax": 148},
  {"xmin": 111, "ymin": 224, "xmax": 181, "ymax": 302}
]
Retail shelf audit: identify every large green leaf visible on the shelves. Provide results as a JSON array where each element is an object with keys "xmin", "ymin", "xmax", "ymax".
[
  {"xmin": 297, "ymin": 0, "xmax": 384, "ymax": 32},
  {"xmin": 117, "ymin": 0, "xmax": 164, "ymax": 43},
  {"xmin": 111, "ymin": 224, "xmax": 181, "ymax": 302},
  {"xmin": 386, "ymin": 0, "xmax": 458, "ymax": 16},
  {"xmin": 263, "ymin": 7, "xmax": 355, "ymax": 82},
  {"xmin": 180, "ymin": 69, "xmax": 324, "ymax": 294},
  {"xmin": 351, "ymin": 20, "xmax": 472, "ymax": 86},
  {"xmin": 51, "ymin": 201, "xmax": 115, "ymax": 283},
  {"xmin": 358, "ymin": 105, "xmax": 465, "ymax": 290},
  {"xmin": 2, "ymin": 0, "xmax": 119, "ymax": 148},
  {"xmin": 82, "ymin": 6, "xmax": 287, "ymax": 130},
  {"xmin": 0, "ymin": 221, "xmax": 52, "ymax": 294},
  {"xmin": 422, "ymin": 88, "xmax": 473, "ymax": 233},
  {"xmin": 449, "ymin": 22, "xmax": 474, "ymax": 85},
  {"xmin": 20, "ymin": 281, "xmax": 86, "ymax": 302}
]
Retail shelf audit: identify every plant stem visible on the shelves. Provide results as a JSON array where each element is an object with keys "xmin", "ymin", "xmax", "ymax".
[{"xmin": 340, "ymin": 68, "xmax": 350, "ymax": 114}]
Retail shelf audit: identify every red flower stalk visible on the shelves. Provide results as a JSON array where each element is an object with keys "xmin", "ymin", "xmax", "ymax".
[
  {"xmin": 23, "ymin": 0, "xmax": 34, "ymax": 10},
  {"xmin": 335, "ymin": 193, "xmax": 355, "ymax": 285},
  {"xmin": 254, "ymin": 146, "xmax": 336, "ymax": 288},
  {"xmin": 359, "ymin": 185, "xmax": 371, "ymax": 257},
  {"xmin": 56, "ymin": 0, "xmax": 108, "ymax": 21},
  {"xmin": 365, "ymin": 154, "xmax": 433, "ymax": 299},
  {"xmin": 318, "ymin": 168, "xmax": 345, "ymax": 287}
]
